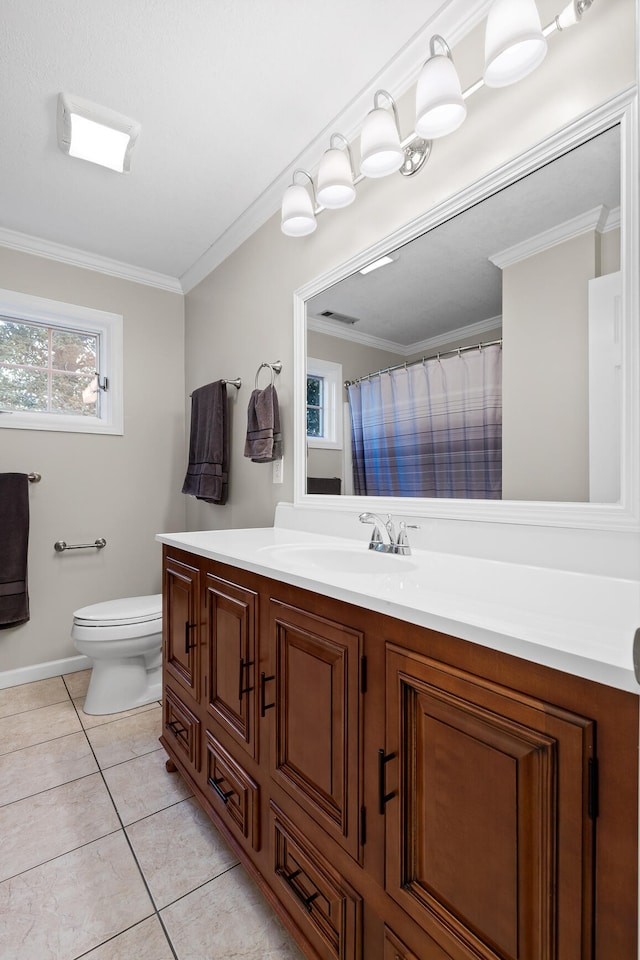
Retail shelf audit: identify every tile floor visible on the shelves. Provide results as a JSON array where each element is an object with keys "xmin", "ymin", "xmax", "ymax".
[{"xmin": 0, "ymin": 670, "xmax": 305, "ymax": 960}]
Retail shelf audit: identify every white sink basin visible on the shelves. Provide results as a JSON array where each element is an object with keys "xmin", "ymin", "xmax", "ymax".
[{"xmin": 256, "ymin": 543, "xmax": 418, "ymax": 576}]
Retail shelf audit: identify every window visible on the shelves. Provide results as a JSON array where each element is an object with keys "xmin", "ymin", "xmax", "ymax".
[
  {"xmin": 306, "ymin": 357, "xmax": 342, "ymax": 449},
  {"xmin": 0, "ymin": 289, "xmax": 123, "ymax": 434}
]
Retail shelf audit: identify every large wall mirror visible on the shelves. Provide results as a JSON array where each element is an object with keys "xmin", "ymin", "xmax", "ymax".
[{"xmin": 293, "ymin": 95, "xmax": 639, "ymax": 529}]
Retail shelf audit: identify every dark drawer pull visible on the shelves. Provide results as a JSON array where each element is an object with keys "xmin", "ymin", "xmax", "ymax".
[
  {"xmin": 260, "ymin": 672, "xmax": 275, "ymax": 717},
  {"xmin": 168, "ymin": 719, "xmax": 187, "ymax": 741},
  {"xmin": 282, "ymin": 868, "xmax": 319, "ymax": 913},
  {"xmin": 238, "ymin": 658, "xmax": 254, "ymax": 700},
  {"xmin": 207, "ymin": 775, "xmax": 234, "ymax": 804},
  {"xmin": 184, "ymin": 621, "xmax": 197, "ymax": 654},
  {"xmin": 378, "ymin": 748, "xmax": 396, "ymax": 814}
]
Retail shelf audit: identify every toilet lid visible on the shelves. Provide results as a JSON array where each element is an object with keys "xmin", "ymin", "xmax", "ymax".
[{"xmin": 73, "ymin": 594, "xmax": 162, "ymax": 627}]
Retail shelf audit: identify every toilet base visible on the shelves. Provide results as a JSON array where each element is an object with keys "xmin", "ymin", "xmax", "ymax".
[{"xmin": 83, "ymin": 657, "xmax": 162, "ymax": 715}]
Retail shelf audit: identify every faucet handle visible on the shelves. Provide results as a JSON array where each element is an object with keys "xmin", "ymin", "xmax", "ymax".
[
  {"xmin": 397, "ymin": 521, "xmax": 420, "ymax": 554},
  {"xmin": 368, "ymin": 526, "xmax": 384, "ymax": 550}
]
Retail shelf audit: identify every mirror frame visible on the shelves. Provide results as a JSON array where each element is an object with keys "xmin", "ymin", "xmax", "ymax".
[{"xmin": 293, "ymin": 91, "xmax": 639, "ymax": 531}]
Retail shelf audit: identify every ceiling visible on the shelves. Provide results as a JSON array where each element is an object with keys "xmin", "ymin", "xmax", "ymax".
[{"xmin": 0, "ymin": 0, "xmax": 491, "ymax": 293}]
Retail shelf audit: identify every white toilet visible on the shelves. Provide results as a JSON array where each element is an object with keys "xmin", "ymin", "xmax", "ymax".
[{"xmin": 71, "ymin": 594, "xmax": 163, "ymax": 715}]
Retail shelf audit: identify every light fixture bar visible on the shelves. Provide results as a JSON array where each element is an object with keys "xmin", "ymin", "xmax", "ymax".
[{"xmin": 460, "ymin": 5, "xmax": 590, "ymax": 100}]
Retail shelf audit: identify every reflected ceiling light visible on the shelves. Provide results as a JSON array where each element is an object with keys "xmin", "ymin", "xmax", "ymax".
[
  {"xmin": 317, "ymin": 134, "xmax": 356, "ymax": 209},
  {"xmin": 360, "ymin": 90, "xmax": 405, "ymax": 178},
  {"xmin": 484, "ymin": 0, "xmax": 547, "ymax": 88},
  {"xmin": 281, "ymin": 170, "xmax": 317, "ymax": 237},
  {"xmin": 415, "ymin": 35, "xmax": 467, "ymax": 139},
  {"xmin": 57, "ymin": 93, "xmax": 140, "ymax": 173},
  {"xmin": 359, "ymin": 254, "xmax": 397, "ymax": 275}
]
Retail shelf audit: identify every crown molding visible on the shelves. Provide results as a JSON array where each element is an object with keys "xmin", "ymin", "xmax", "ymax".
[
  {"xmin": 180, "ymin": 0, "xmax": 493, "ymax": 294},
  {"xmin": 489, "ymin": 205, "xmax": 620, "ymax": 270},
  {"xmin": 308, "ymin": 313, "xmax": 502, "ymax": 356},
  {"xmin": 0, "ymin": 226, "xmax": 183, "ymax": 293}
]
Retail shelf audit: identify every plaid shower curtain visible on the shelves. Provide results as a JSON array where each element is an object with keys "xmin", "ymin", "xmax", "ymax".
[{"xmin": 348, "ymin": 344, "xmax": 502, "ymax": 499}]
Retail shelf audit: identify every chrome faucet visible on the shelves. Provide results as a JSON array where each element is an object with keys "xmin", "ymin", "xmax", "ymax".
[{"xmin": 358, "ymin": 513, "xmax": 418, "ymax": 556}]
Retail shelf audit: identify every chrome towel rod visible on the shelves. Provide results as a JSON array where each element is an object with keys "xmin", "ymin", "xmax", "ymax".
[
  {"xmin": 54, "ymin": 538, "xmax": 107, "ymax": 553},
  {"xmin": 28, "ymin": 472, "xmax": 41, "ymax": 483}
]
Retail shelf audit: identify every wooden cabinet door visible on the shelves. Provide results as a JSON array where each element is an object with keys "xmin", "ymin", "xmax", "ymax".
[
  {"xmin": 163, "ymin": 554, "xmax": 200, "ymax": 698},
  {"xmin": 268, "ymin": 600, "xmax": 364, "ymax": 862},
  {"xmin": 385, "ymin": 644, "xmax": 595, "ymax": 960},
  {"xmin": 204, "ymin": 573, "xmax": 258, "ymax": 759}
]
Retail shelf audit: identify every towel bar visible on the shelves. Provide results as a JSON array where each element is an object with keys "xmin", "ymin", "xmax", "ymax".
[
  {"xmin": 28, "ymin": 472, "xmax": 41, "ymax": 483},
  {"xmin": 54, "ymin": 538, "xmax": 107, "ymax": 553}
]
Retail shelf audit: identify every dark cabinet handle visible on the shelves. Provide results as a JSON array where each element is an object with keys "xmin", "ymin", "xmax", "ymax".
[
  {"xmin": 281, "ymin": 868, "xmax": 319, "ymax": 913},
  {"xmin": 168, "ymin": 719, "xmax": 187, "ymax": 742},
  {"xmin": 207, "ymin": 775, "xmax": 234, "ymax": 805},
  {"xmin": 378, "ymin": 748, "xmax": 396, "ymax": 814},
  {"xmin": 260, "ymin": 671, "xmax": 275, "ymax": 717},
  {"xmin": 238, "ymin": 659, "xmax": 254, "ymax": 700},
  {"xmin": 184, "ymin": 621, "xmax": 197, "ymax": 655}
]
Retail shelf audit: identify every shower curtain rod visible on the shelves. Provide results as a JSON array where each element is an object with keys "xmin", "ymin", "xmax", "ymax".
[{"xmin": 344, "ymin": 338, "xmax": 502, "ymax": 388}]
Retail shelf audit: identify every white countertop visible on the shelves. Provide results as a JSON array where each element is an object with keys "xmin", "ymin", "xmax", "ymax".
[{"xmin": 156, "ymin": 525, "xmax": 640, "ymax": 694}]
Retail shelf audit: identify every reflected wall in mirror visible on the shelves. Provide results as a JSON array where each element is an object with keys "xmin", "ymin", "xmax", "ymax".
[{"xmin": 304, "ymin": 123, "xmax": 621, "ymax": 504}]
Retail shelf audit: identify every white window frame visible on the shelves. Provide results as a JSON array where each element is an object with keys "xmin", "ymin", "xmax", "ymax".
[
  {"xmin": 306, "ymin": 357, "xmax": 343, "ymax": 450},
  {"xmin": 0, "ymin": 288, "xmax": 123, "ymax": 435}
]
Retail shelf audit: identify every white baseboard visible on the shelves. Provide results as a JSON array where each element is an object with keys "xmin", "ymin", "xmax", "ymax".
[{"xmin": 0, "ymin": 655, "xmax": 91, "ymax": 690}]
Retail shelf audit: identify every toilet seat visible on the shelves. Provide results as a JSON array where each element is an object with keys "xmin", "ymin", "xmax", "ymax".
[{"xmin": 73, "ymin": 594, "xmax": 162, "ymax": 628}]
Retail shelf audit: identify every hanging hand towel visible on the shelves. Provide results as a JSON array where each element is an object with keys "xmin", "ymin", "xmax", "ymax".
[
  {"xmin": 244, "ymin": 383, "xmax": 283, "ymax": 463},
  {"xmin": 182, "ymin": 380, "xmax": 229, "ymax": 504},
  {"xmin": 0, "ymin": 473, "xmax": 30, "ymax": 628}
]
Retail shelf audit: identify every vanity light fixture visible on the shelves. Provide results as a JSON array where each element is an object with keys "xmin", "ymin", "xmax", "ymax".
[
  {"xmin": 317, "ymin": 134, "xmax": 356, "ymax": 209},
  {"xmin": 281, "ymin": 170, "xmax": 317, "ymax": 237},
  {"xmin": 483, "ymin": 0, "xmax": 547, "ymax": 88},
  {"xmin": 279, "ymin": 0, "xmax": 596, "ymax": 237},
  {"xmin": 57, "ymin": 94, "xmax": 140, "ymax": 173},
  {"xmin": 415, "ymin": 35, "xmax": 467, "ymax": 139}
]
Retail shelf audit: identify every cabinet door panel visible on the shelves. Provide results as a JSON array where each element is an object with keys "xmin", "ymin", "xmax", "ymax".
[
  {"xmin": 386, "ymin": 644, "xmax": 595, "ymax": 960},
  {"xmin": 163, "ymin": 555, "xmax": 200, "ymax": 696},
  {"xmin": 205, "ymin": 574, "xmax": 257, "ymax": 759},
  {"xmin": 269, "ymin": 600, "xmax": 363, "ymax": 862}
]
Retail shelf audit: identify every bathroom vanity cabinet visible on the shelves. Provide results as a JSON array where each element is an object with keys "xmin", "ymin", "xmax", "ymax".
[{"xmin": 160, "ymin": 545, "xmax": 638, "ymax": 960}]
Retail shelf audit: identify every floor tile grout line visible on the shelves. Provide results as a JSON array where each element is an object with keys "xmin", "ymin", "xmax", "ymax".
[
  {"xmin": 68, "ymin": 693, "xmax": 181, "ymax": 960},
  {"xmin": 71, "ymin": 915, "xmax": 158, "ymax": 960},
  {"xmin": 156, "ymin": 860, "xmax": 242, "ymax": 913},
  {"xmin": 0, "ymin": 826, "xmax": 123, "ymax": 885},
  {"xmin": 0, "ymin": 767, "xmax": 102, "ymax": 811}
]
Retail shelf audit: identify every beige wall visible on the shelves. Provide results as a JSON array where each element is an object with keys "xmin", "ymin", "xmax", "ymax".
[
  {"xmin": 0, "ymin": 249, "xmax": 185, "ymax": 672},
  {"xmin": 184, "ymin": 0, "xmax": 634, "ymax": 530},
  {"xmin": 502, "ymin": 232, "xmax": 596, "ymax": 501}
]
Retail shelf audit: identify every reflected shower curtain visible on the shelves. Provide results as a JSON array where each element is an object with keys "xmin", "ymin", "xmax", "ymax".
[{"xmin": 348, "ymin": 344, "xmax": 501, "ymax": 499}]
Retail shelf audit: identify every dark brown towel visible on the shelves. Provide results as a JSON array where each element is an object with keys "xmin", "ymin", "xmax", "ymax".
[
  {"xmin": 244, "ymin": 384, "xmax": 283, "ymax": 463},
  {"xmin": 182, "ymin": 381, "xmax": 229, "ymax": 504},
  {"xmin": 0, "ymin": 473, "xmax": 30, "ymax": 628}
]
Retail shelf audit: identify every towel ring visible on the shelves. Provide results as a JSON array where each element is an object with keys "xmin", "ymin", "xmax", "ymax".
[{"xmin": 254, "ymin": 361, "xmax": 282, "ymax": 389}]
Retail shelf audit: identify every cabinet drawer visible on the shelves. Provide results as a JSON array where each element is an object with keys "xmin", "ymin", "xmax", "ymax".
[
  {"xmin": 271, "ymin": 802, "xmax": 362, "ymax": 960},
  {"xmin": 204, "ymin": 730, "xmax": 260, "ymax": 851},
  {"xmin": 163, "ymin": 685, "xmax": 201, "ymax": 773}
]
